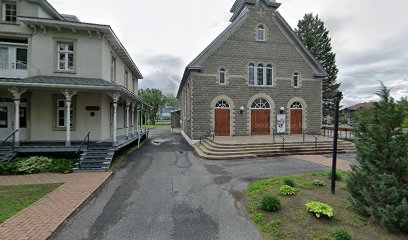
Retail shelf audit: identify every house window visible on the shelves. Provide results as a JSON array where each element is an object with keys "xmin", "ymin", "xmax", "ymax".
[
  {"xmin": 111, "ymin": 57, "xmax": 116, "ymax": 82},
  {"xmin": 290, "ymin": 102, "xmax": 303, "ymax": 109},
  {"xmin": 257, "ymin": 25, "xmax": 265, "ymax": 41},
  {"xmin": 293, "ymin": 72, "xmax": 301, "ymax": 87},
  {"xmin": 257, "ymin": 64, "xmax": 264, "ymax": 85},
  {"xmin": 251, "ymin": 98, "xmax": 270, "ymax": 109},
  {"xmin": 57, "ymin": 42, "xmax": 74, "ymax": 71},
  {"xmin": 2, "ymin": 2, "xmax": 17, "ymax": 22},
  {"xmin": 215, "ymin": 100, "xmax": 230, "ymax": 109},
  {"xmin": 248, "ymin": 63, "xmax": 255, "ymax": 85},
  {"xmin": 125, "ymin": 70, "xmax": 129, "ymax": 88},
  {"xmin": 56, "ymin": 99, "xmax": 74, "ymax": 128},
  {"xmin": 219, "ymin": 68, "xmax": 226, "ymax": 84},
  {"xmin": 266, "ymin": 65, "xmax": 273, "ymax": 86}
]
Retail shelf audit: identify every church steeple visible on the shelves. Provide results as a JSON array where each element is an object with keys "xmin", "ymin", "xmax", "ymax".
[{"xmin": 230, "ymin": 0, "xmax": 281, "ymax": 22}]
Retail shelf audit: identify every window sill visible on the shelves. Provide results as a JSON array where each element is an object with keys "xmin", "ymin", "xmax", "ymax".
[
  {"xmin": 248, "ymin": 85, "xmax": 274, "ymax": 88},
  {"xmin": 256, "ymin": 40, "xmax": 267, "ymax": 43},
  {"xmin": 54, "ymin": 70, "xmax": 76, "ymax": 74},
  {"xmin": 0, "ymin": 21, "xmax": 19, "ymax": 26},
  {"xmin": 52, "ymin": 128, "xmax": 77, "ymax": 131}
]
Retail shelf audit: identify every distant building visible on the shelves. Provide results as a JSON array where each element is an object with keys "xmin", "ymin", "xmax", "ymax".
[{"xmin": 343, "ymin": 102, "xmax": 375, "ymax": 125}]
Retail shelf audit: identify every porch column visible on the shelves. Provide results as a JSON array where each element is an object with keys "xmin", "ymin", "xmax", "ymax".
[
  {"xmin": 8, "ymin": 87, "xmax": 27, "ymax": 147},
  {"xmin": 131, "ymin": 104, "xmax": 135, "ymax": 135},
  {"xmin": 136, "ymin": 108, "xmax": 140, "ymax": 132},
  {"xmin": 62, "ymin": 90, "xmax": 78, "ymax": 147},
  {"xmin": 126, "ymin": 101, "xmax": 130, "ymax": 139},
  {"xmin": 111, "ymin": 92, "xmax": 120, "ymax": 146},
  {"xmin": 148, "ymin": 112, "xmax": 150, "ymax": 127}
]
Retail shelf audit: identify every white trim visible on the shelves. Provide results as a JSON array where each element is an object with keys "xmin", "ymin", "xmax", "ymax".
[{"xmin": 181, "ymin": 129, "xmax": 199, "ymax": 146}]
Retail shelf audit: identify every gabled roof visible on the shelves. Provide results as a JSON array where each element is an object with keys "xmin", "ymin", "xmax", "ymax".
[
  {"xmin": 344, "ymin": 102, "xmax": 375, "ymax": 112},
  {"xmin": 177, "ymin": 2, "xmax": 328, "ymax": 98},
  {"xmin": 19, "ymin": 17, "xmax": 143, "ymax": 79}
]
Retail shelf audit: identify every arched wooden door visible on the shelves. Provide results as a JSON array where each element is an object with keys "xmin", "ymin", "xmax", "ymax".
[
  {"xmin": 290, "ymin": 102, "xmax": 303, "ymax": 134},
  {"xmin": 251, "ymin": 98, "xmax": 271, "ymax": 135},
  {"xmin": 214, "ymin": 100, "xmax": 230, "ymax": 136}
]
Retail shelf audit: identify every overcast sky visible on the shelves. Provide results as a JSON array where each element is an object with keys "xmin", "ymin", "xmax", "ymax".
[{"xmin": 49, "ymin": 0, "xmax": 408, "ymax": 107}]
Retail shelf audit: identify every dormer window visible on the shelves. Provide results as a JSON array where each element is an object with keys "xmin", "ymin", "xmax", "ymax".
[
  {"xmin": 257, "ymin": 25, "xmax": 265, "ymax": 41},
  {"xmin": 293, "ymin": 72, "xmax": 301, "ymax": 88},
  {"xmin": 2, "ymin": 2, "xmax": 17, "ymax": 23},
  {"xmin": 218, "ymin": 68, "xmax": 227, "ymax": 84}
]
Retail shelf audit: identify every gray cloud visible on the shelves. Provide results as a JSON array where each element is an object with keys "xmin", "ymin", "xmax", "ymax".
[
  {"xmin": 139, "ymin": 55, "xmax": 183, "ymax": 70},
  {"xmin": 139, "ymin": 70, "xmax": 180, "ymax": 96}
]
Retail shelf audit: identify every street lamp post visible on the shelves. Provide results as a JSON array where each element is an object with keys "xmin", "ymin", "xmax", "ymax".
[{"xmin": 331, "ymin": 91, "xmax": 343, "ymax": 194}]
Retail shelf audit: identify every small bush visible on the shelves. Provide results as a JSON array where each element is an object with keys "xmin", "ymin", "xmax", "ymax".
[
  {"xmin": 282, "ymin": 178, "xmax": 295, "ymax": 187},
  {"xmin": 0, "ymin": 157, "xmax": 75, "ymax": 175},
  {"xmin": 259, "ymin": 195, "xmax": 281, "ymax": 212},
  {"xmin": 331, "ymin": 228, "xmax": 352, "ymax": 240},
  {"xmin": 306, "ymin": 201, "xmax": 333, "ymax": 218},
  {"xmin": 313, "ymin": 179, "xmax": 325, "ymax": 187},
  {"xmin": 280, "ymin": 185, "xmax": 297, "ymax": 196}
]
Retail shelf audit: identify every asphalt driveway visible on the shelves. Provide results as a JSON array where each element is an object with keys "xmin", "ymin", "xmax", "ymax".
[{"xmin": 51, "ymin": 127, "xmax": 330, "ymax": 240}]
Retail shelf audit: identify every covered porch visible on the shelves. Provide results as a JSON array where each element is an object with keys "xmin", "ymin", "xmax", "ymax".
[{"xmin": 0, "ymin": 76, "xmax": 152, "ymax": 157}]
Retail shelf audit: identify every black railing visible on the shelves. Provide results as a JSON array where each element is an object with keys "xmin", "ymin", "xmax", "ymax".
[
  {"xmin": 272, "ymin": 129, "xmax": 286, "ymax": 150},
  {"xmin": 77, "ymin": 132, "xmax": 91, "ymax": 154},
  {"xmin": 302, "ymin": 129, "xmax": 320, "ymax": 149},
  {"xmin": 1, "ymin": 129, "xmax": 19, "ymax": 153}
]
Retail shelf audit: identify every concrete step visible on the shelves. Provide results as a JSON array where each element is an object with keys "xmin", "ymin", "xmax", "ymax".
[
  {"xmin": 192, "ymin": 145, "xmax": 256, "ymax": 160},
  {"xmin": 202, "ymin": 139, "xmax": 354, "ymax": 149},
  {"xmin": 200, "ymin": 140, "xmax": 354, "ymax": 152}
]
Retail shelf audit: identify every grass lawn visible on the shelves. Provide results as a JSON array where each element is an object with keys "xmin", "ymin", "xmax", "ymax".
[
  {"xmin": 245, "ymin": 172, "xmax": 407, "ymax": 240},
  {"xmin": 0, "ymin": 183, "xmax": 62, "ymax": 224}
]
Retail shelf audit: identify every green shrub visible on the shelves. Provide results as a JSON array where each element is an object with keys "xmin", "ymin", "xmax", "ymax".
[
  {"xmin": 282, "ymin": 178, "xmax": 295, "ymax": 187},
  {"xmin": 0, "ymin": 157, "xmax": 75, "ymax": 175},
  {"xmin": 280, "ymin": 185, "xmax": 297, "ymax": 196},
  {"xmin": 331, "ymin": 228, "xmax": 352, "ymax": 240},
  {"xmin": 306, "ymin": 201, "xmax": 333, "ymax": 218},
  {"xmin": 259, "ymin": 195, "xmax": 281, "ymax": 212},
  {"xmin": 313, "ymin": 179, "xmax": 325, "ymax": 187}
]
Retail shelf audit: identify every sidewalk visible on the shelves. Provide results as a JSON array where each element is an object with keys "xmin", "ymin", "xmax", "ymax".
[
  {"xmin": 291, "ymin": 155, "xmax": 352, "ymax": 171},
  {"xmin": 0, "ymin": 172, "xmax": 111, "ymax": 240}
]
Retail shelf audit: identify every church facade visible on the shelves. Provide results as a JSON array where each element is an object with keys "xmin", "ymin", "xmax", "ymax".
[{"xmin": 177, "ymin": 0, "xmax": 327, "ymax": 140}]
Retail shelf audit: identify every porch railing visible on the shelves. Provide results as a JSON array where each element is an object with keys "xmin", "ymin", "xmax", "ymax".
[
  {"xmin": 1, "ymin": 129, "xmax": 19, "ymax": 158},
  {"xmin": 302, "ymin": 128, "xmax": 320, "ymax": 149},
  {"xmin": 76, "ymin": 132, "xmax": 91, "ymax": 169},
  {"xmin": 272, "ymin": 129, "xmax": 286, "ymax": 150}
]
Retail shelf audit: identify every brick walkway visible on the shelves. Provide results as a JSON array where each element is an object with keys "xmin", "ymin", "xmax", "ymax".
[
  {"xmin": 0, "ymin": 172, "xmax": 111, "ymax": 240},
  {"xmin": 291, "ymin": 155, "xmax": 352, "ymax": 171}
]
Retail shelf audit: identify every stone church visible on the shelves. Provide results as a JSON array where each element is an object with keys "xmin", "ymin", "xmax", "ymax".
[{"xmin": 177, "ymin": 0, "xmax": 327, "ymax": 140}]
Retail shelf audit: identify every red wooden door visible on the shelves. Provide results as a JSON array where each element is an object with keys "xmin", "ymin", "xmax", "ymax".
[
  {"xmin": 215, "ymin": 109, "xmax": 230, "ymax": 136},
  {"xmin": 251, "ymin": 109, "xmax": 270, "ymax": 135},
  {"xmin": 290, "ymin": 109, "xmax": 303, "ymax": 134}
]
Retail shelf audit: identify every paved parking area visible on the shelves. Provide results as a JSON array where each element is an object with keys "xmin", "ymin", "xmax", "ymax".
[
  {"xmin": 0, "ymin": 172, "xmax": 111, "ymax": 240},
  {"xmin": 52, "ymin": 127, "xmax": 330, "ymax": 240}
]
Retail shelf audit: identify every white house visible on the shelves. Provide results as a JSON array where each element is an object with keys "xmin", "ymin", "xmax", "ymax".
[{"xmin": 0, "ymin": 0, "xmax": 150, "ymax": 150}]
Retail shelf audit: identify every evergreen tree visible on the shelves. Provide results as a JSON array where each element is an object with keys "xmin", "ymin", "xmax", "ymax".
[
  {"xmin": 295, "ymin": 13, "xmax": 340, "ymax": 122},
  {"xmin": 346, "ymin": 85, "xmax": 408, "ymax": 233}
]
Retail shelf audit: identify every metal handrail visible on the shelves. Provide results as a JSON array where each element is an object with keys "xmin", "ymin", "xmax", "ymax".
[
  {"xmin": 272, "ymin": 129, "xmax": 286, "ymax": 150},
  {"xmin": 302, "ymin": 128, "xmax": 320, "ymax": 149},
  {"xmin": 1, "ymin": 129, "xmax": 19, "ymax": 152},
  {"xmin": 77, "ymin": 132, "xmax": 91, "ymax": 154}
]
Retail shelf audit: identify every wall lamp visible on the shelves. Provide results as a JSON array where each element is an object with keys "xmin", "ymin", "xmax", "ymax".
[
  {"xmin": 280, "ymin": 107, "xmax": 285, "ymax": 114},
  {"xmin": 240, "ymin": 106, "xmax": 245, "ymax": 114}
]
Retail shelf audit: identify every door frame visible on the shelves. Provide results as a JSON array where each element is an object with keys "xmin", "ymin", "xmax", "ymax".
[
  {"xmin": 288, "ymin": 100, "xmax": 305, "ymax": 135},
  {"xmin": 251, "ymin": 108, "xmax": 271, "ymax": 135},
  {"xmin": 214, "ymin": 108, "xmax": 230, "ymax": 136},
  {"xmin": 211, "ymin": 96, "xmax": 235, "ymax": 137}
]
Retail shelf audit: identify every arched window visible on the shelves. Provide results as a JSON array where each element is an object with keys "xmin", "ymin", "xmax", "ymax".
[
  {"xmin": 251, "ymin": 98, "xmax": 270, "ymax": 109},
  {"xmin": 293, "ymin": 72, "xmax": 300, "ymax": 87},
  {"xmin": 248, "ymin": 63, "xmax": 255, "ymax": 85},
  {"xmin": 257, "ymin": 25, "xmax": 265, "ymax": 41},
  {"xmin": 257, "ymin": 64, "xmax": 264, "ymax": 85},
  {"xmin": 266, "ymin": 64, "xmax": 273, "ymax": 86},
  {"xmin": 215, "ymin": 100, "xmax": 230, "ymax": 109},
  {"xmin": 219, "ymin": 68, "xmax": 226, "ymax": 84},
  {"xmin": 290, "ymin": 102, "xmax": 303, "ymax": 109}
]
